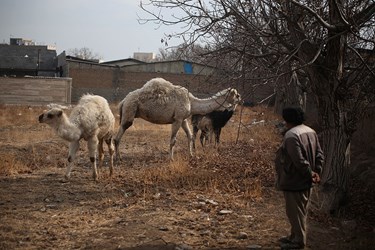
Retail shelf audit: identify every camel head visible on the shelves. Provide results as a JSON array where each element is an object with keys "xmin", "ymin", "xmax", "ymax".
[
  {"xmin": 38, "ymin": 108, "xmax": 64, "ymax": 126},
  {"xmin": 225, "ymin": 88, "xmax": 242, "ymax": 107}
]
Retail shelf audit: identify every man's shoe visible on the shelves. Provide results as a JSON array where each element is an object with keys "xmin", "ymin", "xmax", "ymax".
[
  {"xmin": 280, "ymin": 241, "xmax": 305, "ymax": 249},
  {"xmin": 278, "ymin": 236, "xmax": 292, "ymax": 244}
]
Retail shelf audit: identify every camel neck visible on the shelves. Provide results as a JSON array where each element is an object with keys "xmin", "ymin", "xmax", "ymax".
[
  {"xmin": 189, "ymin": 94, "xmax": 231, "ymax": 115},
  {"xmin": 55, "ymin": 115, "xmax": 81, "ymax": 142}
]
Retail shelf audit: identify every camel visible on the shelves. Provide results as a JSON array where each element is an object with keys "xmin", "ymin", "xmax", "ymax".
[
  {"xmin": 38, "ymin": 94, "xmax": 115, "ymax": 181},
  {"xmin": 191, "ymin": 104, "xmax": 238, "ymax": 148},
  {"xmin": 114, "ymin": 77, "xmax": 241, "ymax": 160}
]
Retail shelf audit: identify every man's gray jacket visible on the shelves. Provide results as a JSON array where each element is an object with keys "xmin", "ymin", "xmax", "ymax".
[{"xmin": 275, "ymin": 124, "xmax": 324, "ymax": 191}]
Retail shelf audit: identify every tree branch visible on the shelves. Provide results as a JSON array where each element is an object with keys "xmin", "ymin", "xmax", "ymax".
[
  {"xmin": 290, "ymin": 0, "xmax": 337, "ymax": 31},
  {"xmin": 347, "ymin": 45, "xmax": 375, "ymax": 78},
  {"xmin": 352, "ymin": 2, "xmax": 375, "ymax": 27}
]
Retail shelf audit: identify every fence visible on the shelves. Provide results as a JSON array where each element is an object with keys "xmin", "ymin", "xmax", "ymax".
[{"xmin": 0, "ymin": 77, "xmax": 72, "ymax": 105}]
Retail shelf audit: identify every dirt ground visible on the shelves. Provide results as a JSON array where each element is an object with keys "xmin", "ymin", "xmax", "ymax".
[{"xmin": 0, "ymin": 106, "xmax": 373, "ymax": 249}]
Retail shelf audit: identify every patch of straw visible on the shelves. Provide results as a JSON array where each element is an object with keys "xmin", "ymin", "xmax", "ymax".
[{"xmin": 0, "ymin": 152, "xmax": 30, "ymax": 175}]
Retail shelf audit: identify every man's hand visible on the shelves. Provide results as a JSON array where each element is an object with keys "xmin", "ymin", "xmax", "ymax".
[{"xmin": 312, "ymin": 171, "xmax": 321, "ymax": 184}]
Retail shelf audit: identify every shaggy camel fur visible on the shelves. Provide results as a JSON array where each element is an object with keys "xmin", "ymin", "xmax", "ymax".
[
  {"xmin": 115, "ymin": 77, "xmax": 241, "ymax": 160},
  {"xmin": 39, "ymin": 94, "xmax": 115, "ymax": 180}
]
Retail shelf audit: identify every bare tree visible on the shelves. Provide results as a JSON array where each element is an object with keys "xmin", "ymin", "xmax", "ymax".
[
  {"xmin": 155, "ymin": 42, "xmax": 213, "ymax": 64},
  {"xmin": 140, "ymin": 0, "xmax": 375, "ymax": 213},
  {"xmin": 67, "ymin": 47, "xmax": 103, "ymax": 61}
]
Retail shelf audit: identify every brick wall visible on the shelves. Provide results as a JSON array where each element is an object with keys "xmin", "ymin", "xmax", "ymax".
[
  {"xmin": 67, "ymin": 61, "xmax": 117, "ymax": 102},
  {"xmin": 66, "ymin": 60, "xmax": 273, "ymax": 104},
  {"xmin": 67, "ymin": 60, "xmax": 235, "ymax": 103}
]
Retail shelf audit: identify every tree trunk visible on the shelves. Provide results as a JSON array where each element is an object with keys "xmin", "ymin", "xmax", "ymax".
[
  {"xmin": 303, "ymin": 0, "xmax": 352, "ymax": 214},
  {"xmin": 317, "ymin": 96, "xmax": 351, "ymax": 213},
  {"xmin": 309, "ymin": 70, "xmax": 352, "ymax": 214},
  {"xmin": 320, "ymin": 128, "xmax": 351, "ymax": 213}
]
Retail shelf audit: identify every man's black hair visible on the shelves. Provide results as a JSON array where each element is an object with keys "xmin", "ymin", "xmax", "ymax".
[{"xmin": 282, "ymin": 106, "xmax": 305, "ymax": 125}]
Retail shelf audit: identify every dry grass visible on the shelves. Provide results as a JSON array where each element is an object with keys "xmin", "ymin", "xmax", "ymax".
[
  {"xmin": 0, "ymin": 151, "xmax": 29, "ymax": 175},
  {"xmin": 0, "ymin": 104, "xmax": 283, "ymax": 202},
  {"xmin": 2, "ymin": 103, "xmax": 369, "ymax": 249},
  {"xmin": 116, "ymin": 105, "xmax": 284, "ymax": 203},
  {"xmin": 0, "ymin": 104, "xmax": 45, "ymax": 126}
]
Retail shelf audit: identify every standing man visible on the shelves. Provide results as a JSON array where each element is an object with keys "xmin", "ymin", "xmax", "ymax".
[{"xmin": 275, "ymin": 107, "xmax": 324, "ymax": 249}]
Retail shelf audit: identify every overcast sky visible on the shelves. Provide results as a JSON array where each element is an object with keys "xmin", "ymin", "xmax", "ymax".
[{"xmin": 0, "ymin": 0, "xmax": 181, "ymax": 61}]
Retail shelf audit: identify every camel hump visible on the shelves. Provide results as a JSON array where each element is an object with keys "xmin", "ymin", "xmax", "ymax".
[
  {"xmin": 143, "ymin": 78, "xmax": 174, "ymax": 90},
  {"xmin": 71, "ymin": 94, "xmax": 114, "ymax": 132},
  {"xmin": 78, "ymin": 94, "xmax": 111, "ymax": 109},
  {"xmin": 139, "ymin": 78, "xmax": 188, "ymax": 104}
]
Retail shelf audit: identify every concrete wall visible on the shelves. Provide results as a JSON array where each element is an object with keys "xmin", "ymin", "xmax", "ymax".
[{"xmin": 0, "ymin": 77, "xmax": 72, "ymax": 105}]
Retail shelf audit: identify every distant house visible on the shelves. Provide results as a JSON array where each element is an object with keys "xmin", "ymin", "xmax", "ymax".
[
  {"xmin": 101, "ymin": 58, "xmax": 146, "ymax": 67},
  {"xmin": 0, "ymin": 38, "xmax": 57, "ymax": 77},
  {"xmin": 0, "ymin": 38, "xmax": 272, "ymax": 104},
  {"xmin": 119, "ymin": 59, "xmax": 216, "ymax": 75},
  {"xmin": 101, "ymin": 57, "xmax": 214, "ymax": 75},
  {"xmin": 133, "ymin": 52, "xmax": 155, "ymax": 62}
]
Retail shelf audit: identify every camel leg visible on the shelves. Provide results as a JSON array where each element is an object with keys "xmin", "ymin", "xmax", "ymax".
[
  {"xmin": 192, "ymin": 124, "xmax": 199, "ymax": 151},
  {"xmin": 97, "ymin": 138, "xmax": 104, "ymax": 175},
  {"xmin": 66, "ymin": 140, "xmax": 79, "ymax": 179},
  {"xmin": 181, "ymin": 119, "xmax": 193, "ymax": 157},
  {"xmin": 114, "ymin": 121, "xmax": 133, "ymax": 162},
  {"xmin": 106, "ymin": 138, "xmax": 115, "ymax": 177},
  {"xmin": 207, "ymin": 129, "xmax": 214, "ymax": 144},
  {"xmin": 170, "ymin": 121, "xmax": 182, "ymax": 160},
  {"xmin": 215, "ymin": 128, "xmax": 221, "ymax": 147},
  {"xmin": 87, "ymin": 136, "xmax": 99, "ymax": 181},
  {"xmin": 200, "ymin": 130, "xmax": 206, "ymax": 147}
]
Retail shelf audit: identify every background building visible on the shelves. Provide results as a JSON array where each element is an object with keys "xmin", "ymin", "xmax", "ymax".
[
  {"xmin": 0, "ymin": 38, "xmax": 273, "ymax": 105},
  {"xmin": 133, "ymin": 52, "xmax": 155, "ymax": 62},
  {"xmin": 0, "ymin": 38, "xmax": 57, "ymax": 77}
]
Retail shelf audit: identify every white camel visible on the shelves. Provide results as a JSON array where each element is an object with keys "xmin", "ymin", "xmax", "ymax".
[
  {"xmin": 114, "ymin": 77, "xmax": 241, "ymax": 160},
  {"xmin": 38, "ymin": 94, "xmax": 115, "ymax": 181}
]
